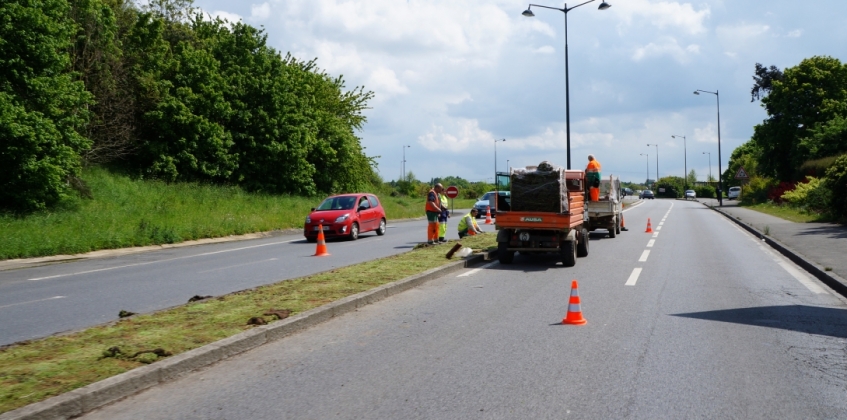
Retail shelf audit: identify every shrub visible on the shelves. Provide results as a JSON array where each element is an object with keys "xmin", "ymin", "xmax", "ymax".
[
  {"xmin": 781, "ymin": 177, "xmax": 830, "ymax": 211},
  {"xmin": 741, "ymin": 176, "xmax": 776, "ymax": 205},
  {"xmin": 694, "ymin": 185, "xmax": 715, "ymax": 198},
  {"xmin": 824, "ymin": 155, "xmax": 847, "ymax": 221},
  {"xmin": 768, "ymin": 181, "xmax": 796, "ymax": 203}
]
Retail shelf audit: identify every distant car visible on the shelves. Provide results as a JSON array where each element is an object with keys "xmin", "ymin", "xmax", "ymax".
[
  {"xmin": 640, "ymin": 190, "xmax": 655, "ymax": 199},
  {"xmin": 685, "ymin": 190, "xmax": 696, "ymax": 199},
  {"xmin": 622, "ymin": 187, "xmax": 634, "ymax": 197},
  {"xmin": 304, "ymin": 193, "xmax": 386, "ymax": 242},
  {"xmin": 728, "ymin": 186, "xmax": 741, "ymax": 200},
  {"xmin": 473, "ymin": 191, "xmax": 510, "ymax": 218}
]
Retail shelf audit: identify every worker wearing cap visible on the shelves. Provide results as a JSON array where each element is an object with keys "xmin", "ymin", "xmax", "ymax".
[
  {"xmin": 458, "ymin": 208, "xmax": 483, "ymax": 238},
  {"xmin": 425, "ymin": 184, "xmax": 444, "ymax": 244}
]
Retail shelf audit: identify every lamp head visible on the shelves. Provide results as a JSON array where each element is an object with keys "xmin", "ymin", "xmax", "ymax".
[
  {"xmin": 693, "ymin": 91, "xmax": 700, "ymax": 95},
  {"xmin": 598, "ymin": 1, "xmax": 611, "ymax": 10},
  {"xmin": 522, "ymin": 8, "xmax": 535, "ymax": 17}
]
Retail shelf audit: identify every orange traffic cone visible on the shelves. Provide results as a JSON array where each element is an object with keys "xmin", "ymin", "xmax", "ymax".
[
  {"xmin": 313, "ymin": 225, "xmax": 330, "ymax": 257},
  {"xmin": 484, "ymin": 206, "xmax": 493, "ymax": 224},
  {"xmin": 621, "ymin": 213, "xmax": 628, "ymax": 231},
  {"xmin": 562, "ymin": 280, "xmax": 587, "ymax": 325},
  {"xmin": 645, "ymin": 218, "xmax": 653, "ymax": 233}
]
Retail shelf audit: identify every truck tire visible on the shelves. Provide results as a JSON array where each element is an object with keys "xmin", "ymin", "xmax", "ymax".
[
  {"xmin": 560, "ymin": 239, "xmax": 576, "ymax": 267},
  {"xmin": 608, "ymin": 222, "xmax": 617, "ymax": 238},
  {"xmin": 498, "ymin": 241, "xmax": 514, "ymax": 264},
  {"xmin": 577, "ymin": 228, "xmax": 589, "ymax": 257},
  {"xmin": 615, "ymin": 217, "xmax": 621, "ymax": 235}
]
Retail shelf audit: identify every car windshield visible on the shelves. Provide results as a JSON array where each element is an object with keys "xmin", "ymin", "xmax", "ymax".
[
  {"xmin": 480, "ymin": 193, "xmax": 493, "ymax": 201},
  {"xmin": 686, "ymin": 190, "xmax": 695, "ymax": 194},
  {"xmin": 316, "ymin": 196, "xmax": 357, "ymax": 211}
]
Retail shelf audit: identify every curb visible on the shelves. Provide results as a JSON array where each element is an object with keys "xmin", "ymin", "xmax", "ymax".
[
  {"xmin": 708, "ymin": 205, "xmax": 847, "ymax": 299},
  {"xmin": 0, "ymin": 250, "xmax": 497, "ymax": 420}
]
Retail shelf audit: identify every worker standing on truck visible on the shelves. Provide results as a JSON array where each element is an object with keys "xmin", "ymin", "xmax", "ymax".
[
  {"xmin": 438, "ymin": 189, "xmax": 450, "ymax": 243},
  {"xmin": 458, "ymin": 209, "xmax": 483, "ymax": 238},
  {"xmin": 586, "ymin": 154, "xmax": 602, "ymax": 201},
  {"xmin": 425, "ymin": 184, "xmax": 444, "ymax": 245}
]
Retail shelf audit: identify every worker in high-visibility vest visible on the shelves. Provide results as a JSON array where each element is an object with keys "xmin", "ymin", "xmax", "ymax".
[
  {"xmin": 425, "ymin": 184, "xmax": 444, "ymax": 245},
  {"xmin": 458, "ymin": 208, "xmax": 483, "ymax": 238},
  {"xmin": 438, "ymin": 190, "xmax": 450, "ymax": 243},
  {"xmin": 586, "ymin": 154, "xmax": 602, "ymax": 201}
]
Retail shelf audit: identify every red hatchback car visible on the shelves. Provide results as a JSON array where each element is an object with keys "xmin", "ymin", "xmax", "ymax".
[{"xmin": 304, "ymin": 194, "xmax": 387, "ymax": 242}]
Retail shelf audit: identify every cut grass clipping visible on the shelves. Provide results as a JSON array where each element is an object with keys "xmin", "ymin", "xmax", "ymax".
[{"xmin": 0, "ymin": 234, "xmax": 496, "ymax": 414}]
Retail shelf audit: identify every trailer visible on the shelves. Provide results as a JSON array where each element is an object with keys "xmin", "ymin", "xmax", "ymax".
[
  {"xmin": 587, "ymin": 175, "xmax": 623, "ymax": 238},
  {"xmin": 493, "ymin": 163, "xmax": 589, "ymax": 267}
]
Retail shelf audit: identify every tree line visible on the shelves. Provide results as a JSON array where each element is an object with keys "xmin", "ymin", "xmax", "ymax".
[
  {"xmin": 726, "ymin": 56, "xmax": 847, "ymax": 220},
  {"xmin": 1, "ymin": 0, "xmax": 378, "ymax": 213}
]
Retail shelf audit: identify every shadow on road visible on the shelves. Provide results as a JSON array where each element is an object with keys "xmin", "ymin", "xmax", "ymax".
[
  {"xmin": 671, "ymin": 305, "xmax": 847, "ymax": 339},
  {"xmin": 796, "ymin": 225, "xmax": 847, "ymax": 239}
]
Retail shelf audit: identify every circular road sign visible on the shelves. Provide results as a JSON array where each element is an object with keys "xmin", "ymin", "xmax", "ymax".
[{"xmin": 445, "ymin": 186, "xmax": 459, "ymax": 199}]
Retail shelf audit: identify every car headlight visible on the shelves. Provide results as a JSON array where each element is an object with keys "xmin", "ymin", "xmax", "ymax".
[
  {"xmin": 305, "ymin": 216, "xmax": 311, "ymax": 223},
  {"xmin": 335, "ymin": 214, "xmax": 350, "ymax": 223}
]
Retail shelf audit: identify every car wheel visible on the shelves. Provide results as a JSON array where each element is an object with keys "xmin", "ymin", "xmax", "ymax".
[
  {"xmin": 560, "ymin": 239, "xmax": 577, "ymax": 267},
  {"xmin": 615, "ymin": 217, "xmax": 621, "ymax": 235},
  {"xmin": 608, "ymin": 222, "xmax": 617, "ymax": 238},
  {"xmin": 306, "ymin": 236, "xmax": 317, "ymax": 243},
  {"xmin": 577, "ymin": 228, "xmax": 589, "ymax": 257},
  {"xmin": 349, "ymin": 222, "xmax": 359, "ymax": 241},
  {"xmin": 376, "ymin": 218, "xmax": 386, "ymax": 236},
  {"xmin": 498, "ymin": 241, "xmax": 514, "ymax": 264}
]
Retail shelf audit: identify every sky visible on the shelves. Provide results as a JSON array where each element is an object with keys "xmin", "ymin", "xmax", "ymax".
[{"xmin": 189, "ymin": 0, "xmax": 847, "ymax": 185}]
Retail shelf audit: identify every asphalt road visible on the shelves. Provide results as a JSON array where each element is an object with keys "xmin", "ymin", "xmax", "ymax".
[
  {"xmin": 0, "ymin": 214, "xmax": 496, "ymax": 346},
  {"xmin": 80, "ymin": 199, "xmax": 847, "ymax": 419}
]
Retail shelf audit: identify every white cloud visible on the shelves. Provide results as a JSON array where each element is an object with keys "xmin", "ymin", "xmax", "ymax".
[
  {"xmin": 367, "ymin": 67, "xmax": 409, "ymax": 99},
  {"xmin": 716, "ymin": 23, "xmax": 770, "ymax": 40},
  {"xmin": 694, "ymin": 123, "xmax": 719, "ymax": 144},
  {"xmin": 534, "ymin": 46, "xmax": 555, "ymax": 54},
  {"xmin": 251, "ymin": 3, "xmax": 271, "ymax": 21},
  {"xmin": 613, "ymin": 0, "xmax": 711, "ymax": 35},
  {"xmin": 418, "ymin": 119, "xmax": 494, "ymax": 153},
  {"xmin": 787, "ymin": 29, "xmax": 803, "ymax": 38},
  {"xmin": 208, "ymin": 10, "xmax": 242, "ymax": 24},
  {"xmin": 632, "ymin": 37, "xmax": 700, "ymax": 62}
]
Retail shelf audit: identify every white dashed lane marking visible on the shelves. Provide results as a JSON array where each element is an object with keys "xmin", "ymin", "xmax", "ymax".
[{"xmin": 626, "ymin": 268, "xmax": 643, "ymax": 286}]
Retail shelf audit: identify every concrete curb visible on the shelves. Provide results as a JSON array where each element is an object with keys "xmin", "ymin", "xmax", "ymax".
[
  {"xmin": 707, "ymin": 205, "xmax": 847, "ymax": 299},
  {"xmin": 0, "ymin": 250, "xmax": 496, "ymax": 420}
]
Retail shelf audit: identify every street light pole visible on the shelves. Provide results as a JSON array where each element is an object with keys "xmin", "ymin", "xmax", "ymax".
[
  {"xmin": 522, "ymin": 0, "xmax": 611, "ymax": 169},
  {"xmin": 640, "ymin": 153, "xmax": 649, "ymax": 187},
  {"xmin": 402, "ymin": 145, "xmax": 410, "ymax": 181},
  {"xmin": 695, "ymin": 89, "xmax": 722, "ymax": 206},
  {"xmin": 702, "ymin": 152, "xmax": 711, "ymax": 183},
  {"xmin": 672, "ymin": 135, "xmax": 686, "ymax": 187},
  {"xmin": 646, "ymin": 143, "xmax": 659, "ymax": 183},
  {"xmin": 494, "ymin": 138, "xmax": 506, "ymax": 189}
]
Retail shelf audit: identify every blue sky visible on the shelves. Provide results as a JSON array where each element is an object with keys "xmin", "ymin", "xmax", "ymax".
[{"xmin": 189, "ymin": 0, "xmax": 847, "ymax": 185}]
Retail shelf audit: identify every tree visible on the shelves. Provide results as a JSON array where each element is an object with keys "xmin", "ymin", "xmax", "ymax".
[
  {"xmin": 686, "ymin": 169, "xmax": 697, "ymax": 186},
  {"xmin": 0, "ymin": 0, "xmax": 93, "ymax": 212},
  {"xmin": 750, "ymin": 63, "xmax": 783, "ymax": 102}
]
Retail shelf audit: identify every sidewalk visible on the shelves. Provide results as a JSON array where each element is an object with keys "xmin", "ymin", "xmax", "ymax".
[{"xmin": 698, "ymin": 197, "xmax": 847, "ymax": 296}]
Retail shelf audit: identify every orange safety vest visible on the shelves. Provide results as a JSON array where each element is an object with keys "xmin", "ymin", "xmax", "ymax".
[
  {"xmin": 425, "ymin": 189, "xmax": 442, "ymax": 212},
  {"xmin": 586, "ymin": 160, "xmax": 602, "ymax": 173}
]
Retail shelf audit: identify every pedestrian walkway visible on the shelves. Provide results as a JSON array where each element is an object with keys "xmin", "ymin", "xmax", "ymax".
[{"xmin": 699, "ymin": 198, "xmax": 847, "ymax": 295}]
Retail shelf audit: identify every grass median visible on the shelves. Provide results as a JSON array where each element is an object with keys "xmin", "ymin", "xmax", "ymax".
[{"xmin": 0, "ymin": 233, "xmax": 496, "ymax": 414}]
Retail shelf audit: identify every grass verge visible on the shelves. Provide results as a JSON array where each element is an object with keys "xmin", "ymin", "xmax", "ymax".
[
  {"xmin": 0, "ymin": 167, "xmax": 478, "ymax": 260},
  {"xmin": 0, "ymin": 234, "xmax": 496, "ymax": 414},
  {"xmin": 741, "ymin": 202, "xmax": 830, "ymax": 223}
]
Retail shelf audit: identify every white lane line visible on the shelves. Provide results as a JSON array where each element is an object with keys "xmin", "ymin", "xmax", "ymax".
[
  {"xmin": 625, "ymin": 268, "xmax": 643, "ymax": 286},
  {"xmin": 29, "ymin": 239, "xmax": 300, "ymax": 281},
  {"xmin": 659, "ymin": 221, "xmax": 665, "ymax": 226},
  {"xmin": 639, "ymin": 250, "xmax": 651, "ymax": 262},
  {"xmin": 656, "ymin": 226, "xmax": 662, "ymax": 231},
  {"xmin": 198, "ymin": 258, "xmax": 278, "ymax": 274},
  {"xmin": 652, "ymin": 232, "xmax": 659, "ymax": 238},
  {"xmin": 647, "ymin": 239, "xmax": 655, "ymax": 248},
  {"xmin": 457, "ymin": 261, "xmax": 499, "ymax": 277},
  {"xmin": 0, "ymin": 296, "xmax": 66, "ymax": 310}
]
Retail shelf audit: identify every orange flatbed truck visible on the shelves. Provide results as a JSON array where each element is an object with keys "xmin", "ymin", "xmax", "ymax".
[{"xmin": 494, "ymin": 167, "xmax": 589, "ymax": 267}]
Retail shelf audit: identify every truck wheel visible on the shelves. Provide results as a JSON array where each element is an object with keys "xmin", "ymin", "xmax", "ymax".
[
  {"xmin": 498, "ymin": 242, "xmax": 514, "ymax": 264},
  {"xmin": 560, "ymin": 239, "xmax": 576, "ymax": 267},
  {"xmin": 577, "ymin": 228, "xmax": 589, "ymax": 257},
  {"xmin": 615, "ymin": 217, "xmax": 621, "ymax": 235},
  {"xmin": 608, "ymin": 223, "xmax": 617, "ymax": 238}
]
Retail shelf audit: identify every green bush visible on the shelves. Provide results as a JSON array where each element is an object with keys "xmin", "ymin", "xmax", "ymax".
[
  {"xmin": 824, "ymin": 155, "xmax": 847, "ymax": 220},
  {"xmin": 781, "ymin": 177, "xmax": 830, "ymax": 211},
  {"xmin": 741, "ymin": 176, "xmax": 776, "ymax": 205},
  {"xmin": 694, "ymin": 185, "xmax": 715, "ymax": 198}
]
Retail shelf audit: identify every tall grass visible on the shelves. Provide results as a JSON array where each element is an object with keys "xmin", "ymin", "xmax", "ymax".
[{"xmin": 0, "ymin": 168, "xmax": 477, "ymax": 260}]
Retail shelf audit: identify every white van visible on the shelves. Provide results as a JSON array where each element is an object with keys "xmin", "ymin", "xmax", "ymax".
[{"xmin": 728, "ymin": 186, "xmax": 741, "ymax": 200}]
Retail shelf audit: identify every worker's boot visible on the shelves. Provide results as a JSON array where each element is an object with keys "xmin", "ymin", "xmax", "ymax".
[{"xmin": 438, "ymin": 237, "xmax": 446, "ymax": 243}]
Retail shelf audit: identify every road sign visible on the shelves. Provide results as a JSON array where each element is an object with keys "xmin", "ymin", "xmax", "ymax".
[
  {"xmin": 735, "ymin": 167, "xmax": 749, "ymax": 179},
  {"xmin": 445, "ymin": 186, "xmax": 459, "ymax": 199}
]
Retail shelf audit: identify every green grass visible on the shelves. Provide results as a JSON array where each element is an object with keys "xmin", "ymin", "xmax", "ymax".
[
  {"xmin": 0, "ymin": 167, "xmax": 478, "ymax": 260},
  {"xmin": 741, "ymin": 202, "xmax": 830, "ymax": 223},
  {"xmin": 0, "ymin": 234, "xmax": 496, "ymax": 414}
]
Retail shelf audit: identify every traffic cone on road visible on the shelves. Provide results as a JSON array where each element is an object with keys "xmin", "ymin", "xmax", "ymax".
[
  {"xmin": 313, "ymin": 225, "xmax": 330, "ymax": 257},
  {"xmin": 621, "ymin": 213, "xmax": 628, "ymax": 231},
  {"xmin": 484, "ymin": 206, "xmax": 493, "ymax": 224},
  {"xmin": 562, "ymin": 280, "xmax": 587, "ymax": 325},
  {"xmin": 644, "ymin": 218, "xmax": 653, "ymax": 233}
]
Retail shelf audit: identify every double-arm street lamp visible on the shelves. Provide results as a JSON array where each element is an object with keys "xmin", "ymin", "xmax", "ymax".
[
  {"xmin": 640, "ymin": 153, "xmax": 649, "ymax": 187},
  {"xmin": 672, "ymin": 135, "xmax": 686, "ymax": 187},
  {"xmin": 646, "ymin": 143, "xmax": 659, "ymax": 183},
  {"xmin": 702, "ymin": 151, "xmax": 712, "ymax": 183},
  {"xmin": 694, "ymin": 89, "xmax": 722, "ymax": 206},
  {"xmin": 522, "ymin": 0, "xmax": 611, "ymax": 169},
  {"xmin": 402, "ymin": 145, "xmax": 411, "ymax": 181}
]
